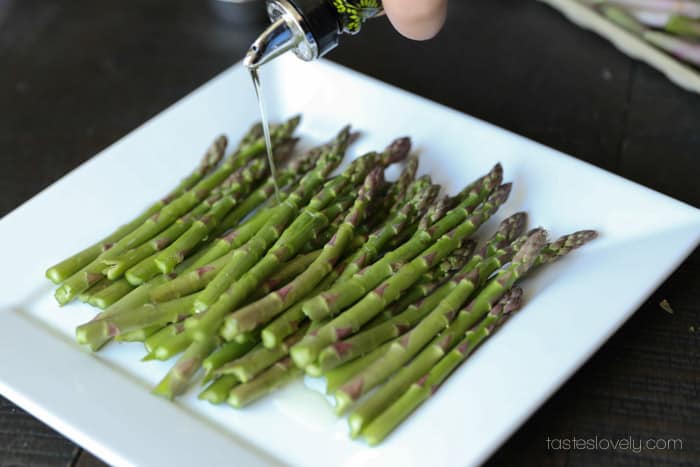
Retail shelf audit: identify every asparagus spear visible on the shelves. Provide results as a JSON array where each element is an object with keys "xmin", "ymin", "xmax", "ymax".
[
  {"xmin": 352, "ymin": 230, "xmax": 597, "ymax": 435},
  {"xmin": 332, "ymin": 231, "xmax": 547, "ymax": 414},
  {"xmin": 102, "ymin": 160, "xmax": 254, "ymax": 281},
  {"xmin": 324, "ymin": 340, "xmax": 391, "ymax": 394},
  {"xmin": 186, "ymin": 184, "xmax": 353, "ymax": 341},
  {"xmin": 335, "ymin": 177, "xmax": 438, "ymax": 284},
  {"xmin": 52, "ymin": 135, "xmax": 230, "ymax": 304},
  {"xmin": 77, "ymin": 279, "xmax": 113, "ymax": 303},
  {"xmin": 292, "ymin": 183, "xmax": 512, "ymax": 369},
  {"xmin": 220, "ymin": 167, "xmax": 384, "ymax": 340},
  {"xmin": 215, "ymin": 324, "xmax": 308, "ymax": 382},
  {"xmin": 44, "ymin": 135, "xmax": 226, "ymax": 283},
  {"xmin": 152, "ymin": 157, "xmax": 271, "ymax": 275},
  {"xmin": 260, "ymin": 269, "xmax": 338, "ymax": 349},
  {"xmin": 89, "ymin": 239, "xmax": 218, "ymax": 308},
  {"xmin": 316, "ymin": 226, "xmax": 526, "ymax": 373},
  {"xmin": 172, "ymin": 143, "xmax": 392, "ymax": 391},
  {"xmin": 147, "ymin": 326, "xmax": 193, "ymax": 361},
  {"xmin": 152, "ymin": 336, "xmax": 218, "ymax": 399},
  {"xmin": 300, "ymin": 164, "xmax": 503, "ymax": 323},
  {"xmin": 227, "ymin": 357, "xmax": 302, "ymax": 408},
  {"xmin": 202, "ymin": 334, "xmax": 259, "ymax": 382},
  {"xmin": 199, "ymin": 375, "xmax": 239, "ymax": 404},
  {"xmin": 55, "ymin": 121, "xmax": 299, "ymax": 305},
  {"xmin": 360, "ymin": 288, "xmax": 524, "ymax": 444},
  {"xmin": 144, "ymin": 322, "xmax": 185, "ymax": 353},
  {"xmin": 100, "ymin": 117, "xmax": 298, "ymax": 262},
  {"xmin": 81, "ymin": 294, "xmax": 197, "ymax": 339},
  {"xmin": 190, "ymin": 128, "xmax": 351, "ymax": 313}
]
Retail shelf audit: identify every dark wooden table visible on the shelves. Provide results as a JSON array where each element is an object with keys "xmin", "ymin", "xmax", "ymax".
[{"xmin": 1, "ymin": 1, "xmax": 698, "ymax": 466}]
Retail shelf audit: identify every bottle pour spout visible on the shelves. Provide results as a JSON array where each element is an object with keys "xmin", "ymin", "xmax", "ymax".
[{"xmin": 244, "ymin": 17, "xmax": 299, "ymax": 69}]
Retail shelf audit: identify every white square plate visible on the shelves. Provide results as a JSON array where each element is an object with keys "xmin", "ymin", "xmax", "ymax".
[{"xmin": 1, "ymin": 55, "xmax": 699, "ymax": 467}]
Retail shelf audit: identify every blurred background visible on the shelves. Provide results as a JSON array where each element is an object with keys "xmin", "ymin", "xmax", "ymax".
[{"xmin": 1, "ymin": 1, "xmax": 698, "ymax": 466}]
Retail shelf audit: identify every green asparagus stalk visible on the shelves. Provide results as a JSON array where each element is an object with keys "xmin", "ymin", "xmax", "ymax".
[
  {"xmin": 87, "ymin": 279, "xmax": 134, "ymax": 308},
  {"xmin": 187, "ymin": 196, "xmax": 346, "ymax": 341},
  {"xmin": 210, "ymin": 136, "xmax": 339, "ymax": 239},
  {"xmin": 80, "ymin": 294, "xmax": 197, "ymax": 340},
  {"xmin": 152, "ymin": 158, "xmax": 270, "ymax": 274},
  {"xmin": 199, "ymin": 375, "xmax": 239, "ymax": 404},
  {"xmin": 360, "ymin": 288, "xmax": 524, "ymax": 444},
  {"xmin": 202, "ymin": 334, "xmax": 259, "ymax": 382},
  {"xmin": 300, "ymin": 164, "xmax": 503, "ymax": 323},
  {"xmin": 147, "ymin": 328, "xmax": 193, "ymax": 361},
  {"xmin": 114, "ymin": 325, "xmax": 162, "ymax": 342},
  {"xmin": 336, "ymin": 178, "xmax": 439, "ymax": 284},
  {"xmin": 175, "ymin": 154, "xmax": 357, "ymax": 398},
  {"xmin": 227, "ymin": 357, "xmax": 302, "ymax": 408},
  {"xmin": 122, "ymin": 159, "xmax": 267, "ymax": 284},
  {"xmin": 103, "ymin": 203, "xmax": 211, "ymax": 281},
  {"xmin": 180, "ymin": 144, "xmax": 389, "ymax": 392},
  {"xmin": 220, "ymin": 168, "xmax": 384, "ymax": 340},
  {"xmin": 332, "ymin": 230, "xmax": 547, "ymax": 414},
  {"xmin": 152, "ymin": 336, "xmax": 218, "ymax": 399},
  {"xmin": 215, "ymin": 324, "xmax": 308, "ymax": 382},
  {"xmin": 44, "ymin": 135, "xmax": 226, "ymax": 283},
  {"xmin": 254, "ymin": 250, "xmax": 322, "ymax": 298},
  {"xmin": 77, "ymin": 279, "xmax": 113, "ymax": 303},
  {"xmin": 324, "ymin": 339, "xmax": 392, "ymax": 394},
  {"xmin": 144, "ymin": 322, "xmax": 185, "ymax": 353},
  {"xmin": 52, "ymin": 135, "xmax": 232, "ymax": 304},
  {"xmin": 292, "ymin": 183, "xmax": 512, "ymax": 369},
  {"xmin": 316, "ymin": 223, "xmax": 525, "ymax": 373},
  {"xmin": 190, "ymin": 128, "xmax": 351, "ymax": 313},
  {"xmin": 260, "ymin": 269, "xmax": 339, "ymax": 349}
]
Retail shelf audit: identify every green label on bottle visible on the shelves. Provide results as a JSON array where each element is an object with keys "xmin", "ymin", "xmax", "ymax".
[{"xmin": 332, "ymin": 0, "xmax": 383, "ymax": 34}]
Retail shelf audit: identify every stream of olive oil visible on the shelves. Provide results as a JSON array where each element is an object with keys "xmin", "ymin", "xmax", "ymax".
[{"xmin": 250, "ymin": 68, "xmax": 281, "ymax": 201}]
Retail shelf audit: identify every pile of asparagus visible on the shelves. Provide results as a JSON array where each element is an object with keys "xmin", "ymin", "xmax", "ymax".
[
  {"xmin": 46, "ymin": 117, "xmax": 597, "ymax": 444},
  {"xmin": 582, "ymin": 0, "xmax": 700, "ymax": 68}
]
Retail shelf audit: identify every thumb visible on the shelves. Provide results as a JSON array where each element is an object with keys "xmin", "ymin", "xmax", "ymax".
[{"xmin": 382, "ymin": 0, "xmax": 448, "ymax": 41}]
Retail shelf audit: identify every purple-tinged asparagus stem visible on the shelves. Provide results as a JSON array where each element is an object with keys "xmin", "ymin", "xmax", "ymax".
[
  {"xmin": 316, "ymin": 230, "xmax": 526, "ymax": 374},
  {"xmin": 292, "ymin": 183, "xmax": 512, "ymax": 369},
  {"xmin": 300, "ymin": 164, "xmax": 503, "ymax": 325},
  {"xmin": 202, "ymin": 334, "xmax": 260, "ymax": 382},
  {"xmin": 45, "ymin": 133, "xmax": 226, "ymax": 284},
  {"xmin": 335, "ymin": 177, "xmax": 438, "ymax": 284},
  {"xmin": 152, "ymin": 336, "xmax": 218, "ymax": 399},
  {"xmin": 215, "ymin": 324, "xmax": 308, "ymax": 382},
  {"xmin": 332, "ymin": 231, "xmax": 547, "ymax": 414},
  {"xmin": 78, "ymin": 295, "xmax": 197, "ymax": 341},
  {"xmin": 227, "ymin": 357, "xmax": 302, "ymax": 408},
  {"xmin": 360, "ymin": 288, "xmax": 524, "ymax": 444},
  {"xmin": 220, "ymin": 168, "xmax": 384, "ymax": 340}
]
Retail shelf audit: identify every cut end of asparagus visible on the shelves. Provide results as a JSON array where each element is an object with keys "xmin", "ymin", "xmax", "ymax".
[
  {"xmin": 304, "ymin": 363, "xmax": 322, "ymax": 377},
  {"xmin": 261, "ymin": 329, "xmax": 279, "ymax": 349},
  {"xmin": 348, "ymin": 413, "xmax": 364, "ymax": 439},
  {"xmin": 334, "ymin": 390, "xmax": 354, "ymax": 415},
  {"xmin": 290, "ymin": 344, "xmax": 314, "ymax": 369},
  {"xmin": 45, "ymin": 268, "xmax": 63, "ymax": 284}
]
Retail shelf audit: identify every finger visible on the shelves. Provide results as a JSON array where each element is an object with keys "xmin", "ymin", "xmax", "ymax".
[{"xmin": 382, "ymin": 0, "xmax": 448, "ymax": 41}]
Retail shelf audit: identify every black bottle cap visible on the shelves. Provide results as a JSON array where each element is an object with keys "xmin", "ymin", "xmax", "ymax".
[{"xmin": 288, "ymin": 0, "xmax": 341, "ymax": 57}]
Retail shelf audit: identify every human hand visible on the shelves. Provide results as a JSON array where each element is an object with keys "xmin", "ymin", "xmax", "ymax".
[{"xmin": 382, "ymin": 0, "xmax": 448, "ymax": 40}]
